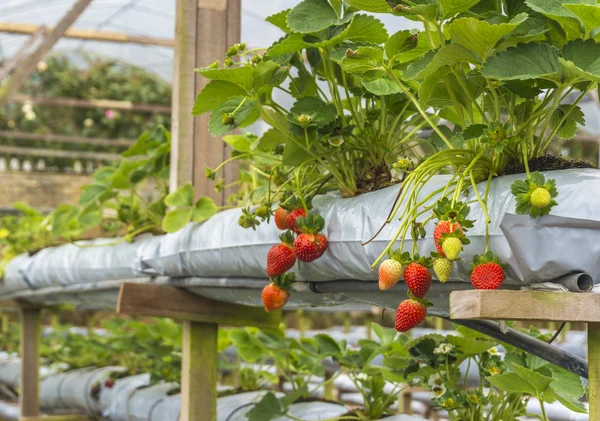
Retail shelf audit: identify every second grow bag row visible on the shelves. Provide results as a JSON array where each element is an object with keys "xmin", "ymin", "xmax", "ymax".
[{"xmin": 2, "ymin": 169, "xmax": 600, "ymax": 302}]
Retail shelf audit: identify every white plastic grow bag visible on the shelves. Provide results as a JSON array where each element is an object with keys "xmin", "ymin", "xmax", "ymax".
[
  {"xmin": 101, "ymin": 373, "xmax": 152, "ymax": 420},
  {"xmin": 1, "ymin": 253, "xmax": 30, "ymax": 292},
  {"xmin": 139, "ymin": 169, "xmax": 600, "ymax": 285}
]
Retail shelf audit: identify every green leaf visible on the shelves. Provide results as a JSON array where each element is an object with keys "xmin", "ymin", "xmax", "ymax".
[
  {"xmin": 121, "ymin": 132, "xmax": 152, "ymax": 157},
  {"xmin": 253, "ymin": 61, "xmax": 289, "ymax": 90},
  {"xmin": 482, "ymin": 43, "xmax": 561, "ymax": 81},
  {"xmin": 266, "ymin": 9, "xmax": 291, "ymax": 33},
  {"xmin": 196, "ymin": 66, "xmax": 254, "ymax": 90},
  {"xmin": 222, "ymin": 134, "xmax": 253, "ymax": 152},
  {"xmin": 447, "ymin": 14, "xmax": 528, "ymax": 60},
  {"xmin": 78, "ymin": 206, "xmax": 102, "ymax": 228},
  {"xmin": 192, "ymin": 197, "xmax": 217, "ymax": 223},
  {"xmin": 487, "ymin": 373, "xmax": 537, "ymax": 395},
  {"xmin": 341, "ymin": 47, "xmax": 386, "ymax": 79},
  {"xmin": 564, "ymin": 4, "xmax": 600, "ymax": 34},
  {"xmin": 385, "ymin": 30, "xmax": 417, "ymax": 60},
  {"xmin": 287, "ymin": 0, "xmax": 341, "ymax": 33},
  {"xmin": 547, "ymin": 387, "xmax": 588, "ymax": 413},
  {"xmin": 408, "ymin": 44, "xmax": 479, "ymax": 80},
  {"xmin": 372, "ymin": 323, "xmax": 397, "ymax": 346},
  {"xmin": 165, "ymin": 184, "xmax": 194, "ymax": 207},
  {"xmin": 288, "ymin": 96, "xmax": 337, "ymax": 128},
  {"xmin": 547, "ymin": 366, "xmax": 585, "ymax": 399},
  {"xmin": 525, "ymin": 0, "xmax": 592, "ymax": 41},
  {"xmin": 561, "ymin": 39, "xmax": 600, "ymax": 82},
  {"xmin": 257, "ymin": 128, "xmax": 285, "ymax": 151},
  {"xmin": 282, "ymin": 138, "xmax": 313, "ymax": 166},
  {"xmin": 79, "ymin": 184, "xmax": 108, "ymax": 207},
  {"xmin": 514, "ymin": 364, "xmax": 554, "ymax": 394},
  {"xmin": 549, "ymin": 104, "xmax": 585, "ymax": 139},
  {"xmin": 446, "ymin": 335, "xmax": 496, "ymax": 357},
  {"xmin": 345, "ymin": 0, "xmax": 392, "ymax": 13},
  {"xmin": 191, "ymin": 80, "xmax": 247, "ymax": 116},
  {"xmin": 440, "ymin": 0, "xmax": 481, "ymax": 19},
  {"xmin": 314, "ymin": 334, "xmax": 341, "ymax": 355},
  {"xmin": 362, "ymin": 77, "xmax": 402, "ymax": 95},
  {"xmin": 246, "ymin": 392, "xmax": 285, "ymax": 421},
  {"xmin": 162, "ymin": 208, "xmax": 193, "ymax": 233},
  {"xmin": 209, "ymin": 97, "xmax": 259, "ymax": 136}
]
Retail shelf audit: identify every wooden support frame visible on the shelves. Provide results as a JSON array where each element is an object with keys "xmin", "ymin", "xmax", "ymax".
[
  {"xmin": 450, "ymin": 290, "xmax": 600, "ymax": 419},
  {"xmin": 8, "ymin": 95, "xmax": 171, "ymax": 114},
  {"xmin": 0, "ymin": 145, "xmax": 121, "ymax": 162},
  {"xmin": 0, "ymin": 0, "xmax": 94, "ymax": 106},
  {"xmin": 0, "ymin": 26, "xmax": 46, "ymax": 81},
  {"xmin": 116, "ymin": 282, "xmax": 279, "ymax": 421},
  {"xmin": 170, "ymin": 0, "xmax": 241, "ymax": 202},
  {"xmin": 19, "ymin": 308, "xmax": 41, "ymax": 421},
  {"xmin": 0, "ymin": 22, "xmax": 173, "ymax": 47},
  {"xmin": 0, "ymin": 130, "xmax": 134, "ymax": 148}
]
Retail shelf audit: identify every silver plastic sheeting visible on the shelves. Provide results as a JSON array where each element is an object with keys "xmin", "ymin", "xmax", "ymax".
[
  {"xmin": 116, "ymin": 382, "xmax": 179, "ymax": 421},
  {"xmin": 0, "ymin": 359, "xmax": 20, "ymax": 389},
  {"xmin": 101, "ymin": 373, "xmax": 152, "ymax": 420},
  {"xmin": 0, "ymin": 400, "xmax": 19, "ymax": 421},
  {"xmin": 1, "ymin": 253, "xmax": 30, "ymax": 292},
  {"xmin": 18, "ymin": 235, "xmax": 156, "ymax": 289},
  {"xmin": 140, "ymin": 169, "xmax": 600, "ymax": 285}
]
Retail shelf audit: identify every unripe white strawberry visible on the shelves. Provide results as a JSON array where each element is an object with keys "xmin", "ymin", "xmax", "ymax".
[
  {"xmin": 442, "ymin": 237, "xmax": 463, "ymax": 261},
  {"xmin": 530, "ymin": 187, "xmax": 551, "ymax": 208},
  {"xmin": 433, "ymin": 258, "xmax": 453, "ymax": 283}
]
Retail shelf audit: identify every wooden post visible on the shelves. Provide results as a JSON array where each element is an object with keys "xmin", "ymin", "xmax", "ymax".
[
  {"xmin": 19, "ymin": 308, "xmax": 41, "ymax": 420},
  {"xmin": 170, "ymin": 0, "xmax": 241, "ymax": 202},
  {"xmin": 0, "ymin": 26, "xmax": 46, "ymax": 81},
  {"xmin": 398, "ymin": 388, "xmax": 412, "ymax": 414},
  {"xmin": 589, "ymin": 323, "xmax": 600, "ymax": 421},
  {"xmin": 181, "ymin": 321, "xmax": 218, "ymax": 421}
]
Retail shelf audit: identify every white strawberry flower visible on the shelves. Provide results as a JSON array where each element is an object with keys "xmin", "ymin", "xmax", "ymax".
[
  {"xmin": 428, "ymin": 373, "xmax": 444, "ymax": 389},
  {"xmin": 433, "ymin": 343, "xmax": 454, "ymax": 355},
  {"xmin": 488, "ymin": 346, "xmax": 503, "ymax": 356}
]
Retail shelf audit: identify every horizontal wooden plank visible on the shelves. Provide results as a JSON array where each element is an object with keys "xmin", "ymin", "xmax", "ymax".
[
  {"xmin": 0, "ymin": 130, "xmax": 133, "ymax": 148},
  {"xmin": 9, "ymin": 95, "xmax": 171, "ymax": 114},
  {"xmin": 116, "ymin": 282, "xmax": 281, "ymax": 328},
  {"xmin": 0, "ymin": 145, "xmax": 121, "ymax": 161},
  {"xmin": 0, "ymin": 22, "xmax": 173, "ymax": 47},
  {"xmin": 450, "ymin": 290, "xmax": 600, "ymax": 322},
  {"xmin": 20, "ymin": 415, "xmax": 93, "ymax": 421}
]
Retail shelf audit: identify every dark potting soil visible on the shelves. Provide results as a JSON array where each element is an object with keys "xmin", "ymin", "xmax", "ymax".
[{"xmin": 504, "ymin": 153, "xmax": 596, "ymax": 175}]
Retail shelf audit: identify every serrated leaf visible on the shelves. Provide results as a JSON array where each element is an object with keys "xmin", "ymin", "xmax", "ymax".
[
  {"xmin": 514, "ymin": 364, "xmax": 554, "ymax": 394},
  {"xmin": 385, "ymin": 30, "xmax": 416, "ymax": 60},
  {"xmin": 195, "ymin": 66, "xmax": 254, "ymax": 91},
  {"xmin": 362, "ymin": 77, "xmax": 402, "ymax": 95},
  {"xmin": 79, "ymin": 184, "xmax": 108, "ymax": 207},
  {"xmin": 314, "ymin": 334, "xmax": 341, "ymax": 355},
  {"xmin": 487, "ymin": 372, "xmax": 537, "ymax": 395},
  {"xmin": 447, "ymin": 14, "xmax": 527, "ymax": 60},
  {"xmin": 162, "ymin": 208, "xmax": 193, "ymax": 233},
  {"xmin": 440, "ymin": 0, "xmax": 481, "ymax": 19},
  {"xmin": 564, "ymin": 4, "xmax": 600, "ymax": 34},
  {"xmin": 191, "ymin": 80, "xmax": 247, "ymax": 116},
  {"xmin": 222, "ymin": 134, "xmax": 253, "ymax": 152},
  {"xmin": 288, "ymin": 96, "xmax": 337, "ymax": 127},
  {"xmin": 253, "ymin": 61, "xmax": 289, "ymax": 90},
  {"xmin": 193, "ymin": 197, "xmax": 217, "ymax": 223},
  {"xmin": 341, "ymin": 48, "xmax": 386, "ymax": 79},
  {"xmin": 526, "ymin": 0, "xmax": 593, "ymax": 40},
  {"xmin": 209, "ymin": 97, "xmax": 259, "ymax": 136},
  {"xmin": 548, "ymin": 366, "xmax": 585, "ymax": 399},
  {"xmin": 246, "ymin": 392, "xmax": 285, "ymax": 421},
  {"xmin": 412, "ymin": 44, "xmax": 480, "ymax": 80},
  {"xmin": 165, "ymin": 184, "xmax": 194, "ymax": 207},
  {"xmin": 446, "ymin": 335, "xmax": 496, "ymax": 357},
  {"xmin": 482, "ymin": 43, "xmax": 561, "ymax": 81},
  {"xmin": 266, "ymin": 9, "xmax": 291, "ymax": 33},
  {"xmin": 257, "ymin": 128, "xmax": 285, "ymax": 151},
  {"xmin": 549, "ymin": 104, "xmax": 585, "ymax": 139},
  {"xmin": 562, "ymin": 39, "xmax": 600, "ymax": 82},
  {"xmin": 372, "ymin": 323, "xmax": 397, "ymax": 346},
  {"xmin": 345, "ymin": 0, "xmax": 392, "ymax": 13},
  {"xmin": 463, "ymin": 124, "xmax": 487, "ymax": 139},
  {"xmin": 287, "ymin": 0, "xmax": 346, "ymax": 33},
  {"xmin": 283, "ymin": 139, "xmax": 313, "ymax": 166},
  {"xmin": 548, "ymin": 388, "xmax": 588, "ymax": 413}
]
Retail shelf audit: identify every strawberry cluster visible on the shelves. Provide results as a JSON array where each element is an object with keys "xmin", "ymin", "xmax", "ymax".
[
  {"xmin": 378, "ymin": 199, "xmax": 508, "ymax": 333},
  {"xmin": 261, "ymin": 206, "xmax": 328, "ymax": 313}
]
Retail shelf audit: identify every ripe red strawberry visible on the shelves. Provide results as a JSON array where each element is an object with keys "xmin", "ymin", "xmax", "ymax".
[
  {"xmin": 378, "ymin": 259, "xmax": 403, "ymax": 290},
  {"xmin": 104, "ymin": 378, "xmax": 115, "ymax": 388},
  {"xmin": 274, "ymin": 207, "xmax": 289, "ymax": 230},
  {"xmin": 395, "ymin": 299, "xmax": 427, "ymax": 332},
  {"xmin": 287, "ymin": 208, "xmax": 307, "ymax": 234},
  {"xmin": 262, "ymin": 283, "xmax": 290, "ymax": 312},
  {"xmin": 404, "ymin": 262, "xmax": 431, "ymax": 298},
  {"xmin": 471, "ymin": 262, "xmax": 505, "ymax": 290},
  {"xmin": 294, "ymin": 233, "xmax": 328, "ymax": 262},
  {"xmin": 434, "ymin": 220, "xmax": 462, "ymax": 256},
  {"xmin": 266, "ymin": 244, "xmax": 296, "ymax": 277}
]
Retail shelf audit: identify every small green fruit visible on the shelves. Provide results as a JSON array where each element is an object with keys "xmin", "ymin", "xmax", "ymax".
[
  {"xmin": 441, "ymin": 237, "xmax": 463, "ymax": 261},
  {"xmin": 530, "ymin": 187, "xmax": 551, "ymax": 208},
  {"xmin": 433, "ymin": 258, "xmax": 453, "ymax": 283}
]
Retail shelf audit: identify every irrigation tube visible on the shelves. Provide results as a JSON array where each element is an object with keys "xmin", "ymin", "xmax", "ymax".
[{"xmin": 448, "ymin": 318, "xmax": 588, "ymax": 379}]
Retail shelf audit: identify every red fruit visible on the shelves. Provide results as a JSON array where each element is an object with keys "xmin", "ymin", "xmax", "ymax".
[
  {"xmin": 395, "ymin": 299, "xmax": 427, "ymax": 332},
  {"xmin": 404, "ymin": 262, "xmax": 431, "ymax": 298},
  {"xmin": 287, "ymin": 208, "xmax": 307, "ymax": 234},
  {"xmin": 274, "ymin": 207, "xmax": 289, "ymax": 230},
  {"xmin": 104, "ymin": 378, "xmax": 114, "ymax": 388},
  {"xmin": 266, "ymin": 243, "xmax": 296, "ymax": 277},
  {"xmin": 434, "ymin": 220, "xmax": 462, "ymax": 257},
  {"xmin": 471, "ymin": 262, "xmax": 505, "ymax": 290},
  {"xmin": 294, "ymin": 233, "xmax": 328, "ymax": 262},
  {"xmin": 262, "ymin": 283, "xmax": 290, "ymax": 312}
]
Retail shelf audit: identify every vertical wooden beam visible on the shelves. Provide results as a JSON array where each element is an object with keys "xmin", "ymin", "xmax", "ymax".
[
  {"xmin": 589, "ymin": 323, "xmax": 600, "ymax": 421},
  {"xmin": 0, "ymin": 0, "xmax": 93, "ymax": 106},
  {"xmin": 170, "ymin": 0, "xmax": 241, "ymax": 204},
  {"xmin": 19, "ymin": 308, "xmax": 41, "ymax": 420},
  {"xmin": 181, "ymin": 321, "xmax": 218, "ymax": 421}
]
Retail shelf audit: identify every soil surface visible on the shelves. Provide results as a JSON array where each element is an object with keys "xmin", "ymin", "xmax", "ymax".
[{"xmin": 504, "ymin": 153, "xmax": 596, "ymax": 175}]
